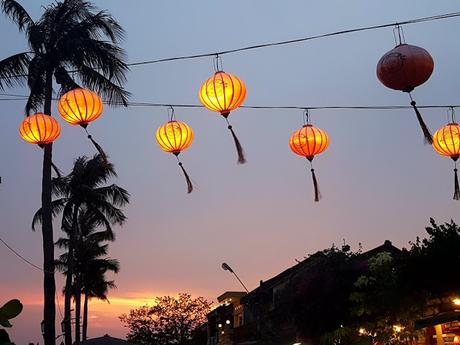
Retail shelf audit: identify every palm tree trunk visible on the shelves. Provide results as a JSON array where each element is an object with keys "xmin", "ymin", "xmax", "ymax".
[
  {"xmin": 64, "ymin": 208, "xmax": 79, "ymax": 345},
  {"xmin": 42, "ymin": 68, "xmax": 56, "ymax": 345},
  {"xmin": 75, "ymin": 273, "xmax": 82, "ymax": 343},
  {"xmin": 82, "ymin": 293, "xmax": 88, "ymax": 341},
  {"xmin": 63, "ymin": 251, "xmax": 73, "ymax": 345}
]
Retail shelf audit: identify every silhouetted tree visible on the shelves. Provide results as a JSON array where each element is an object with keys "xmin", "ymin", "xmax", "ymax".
[
  {"xmin": 120, "ymin": 294, "xmax": 212, "ymax": 345},
  {"xmin": 0, "ymin": 1, "xmax": 128, "ymax": 343},
  {"xmin": 55, "ymin": 206, "xmax": 120, "ymax": 341},
  {"xmin": 33, "ymin": 154, "xmax": 129, "ymax": 344}
]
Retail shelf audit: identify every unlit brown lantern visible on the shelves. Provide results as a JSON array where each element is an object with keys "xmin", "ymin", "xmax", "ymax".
[
  {"xmin": 377, "ymin": 37, "xmax": 434, "ymax": 144},
  {"xmin": 289, "ymin": 115, "xmax": 329, "ymax": 202},
  {"xmin": 58, "ymin": 88, "xmax": 107, "ymax": 161},
  {"xmin": 432, "ymin": 119, "xmax": 460, "ymax": 200},
  {"xmin": 19, "ymin": 113, "xmax": 61, "ymax": 146},
  {"xmin": 156, "ymin": 111, "xmax": 195, "ymax": 194},
  {"xmin": 199, "ymin": 65, "xmax": 247, "ymax": 164}
]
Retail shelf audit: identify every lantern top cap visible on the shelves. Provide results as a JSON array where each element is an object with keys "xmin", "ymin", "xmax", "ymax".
[
  {"xmin": 302, "ymin": 124, "xmax": 313, "ymax": 128},
  {"xmin": 447, "ymin": 122, "xmax": 459, "ymax": 126}
]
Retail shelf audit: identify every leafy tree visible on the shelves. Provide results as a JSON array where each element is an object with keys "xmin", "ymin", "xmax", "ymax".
[
  {"xmin": 120, "ymin": 293, "xmax": 212, "ymax": 345},
  {"xmin": 292, "ymin": 245, "xmax": 362, "ymax": 344},
  {"xmin": 0, "ymin": 1, "xmax": 129, "ymax": 343},
  {"xmin": 55, "ymin": 206, "xmax": 120, "ymax": 341},
  {"xmin": 33, "ymin": 154, "xmax": 129, "ymax": 344},
  {"xmin": 323, "ymin": 219, "xmax": 460, "ymax": 345}
]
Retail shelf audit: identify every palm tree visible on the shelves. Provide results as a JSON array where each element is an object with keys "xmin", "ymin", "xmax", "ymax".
[
  {"xmin": 55, "ymin": 206, "xmax": 120, "ymax": 342},
  {"xmin": 81, "ymin": 263, "xmax": 118, "ymax": 340},
  {"xmin": 0, "ymin": 2, "xmax": 129, "ymax": 344},
  {"xmin": 34, "ymin": 154, "xmax": 129, "ymax": 345}
]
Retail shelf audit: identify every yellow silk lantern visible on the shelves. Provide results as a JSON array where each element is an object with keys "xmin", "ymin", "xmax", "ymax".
[
  {"xmin": 57, "ymin": 88, "xmax": 103, "ymax": 127},
  {"xmin": 289, "ymin": 116, "xmax": 330, "ymax": 202},
  {"xmin": 199, "ymin": 70, "xmax": 247, "ymax": 164},
  {"xmin": 432, "ymin": 122, "xmax": 460, "ymax": 200},
  {"xmin": 19, "ymin": 113, "xmax": 61, "ymax": 146},
  {"xmin": 156, "ymin": 119, "xmax": 195, "ymax": 194},
  {"xmin": 156, "ymin": 120, "xmax": 194, "ymax": 155},
  {"xmin": 199, "ymin": 71, "xmax": 246, "ymax": 117}
]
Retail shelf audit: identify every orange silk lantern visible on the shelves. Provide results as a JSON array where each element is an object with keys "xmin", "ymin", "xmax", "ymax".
[
  {"xmin": 432, "ymin": 120, "xmax": 460, "ymax": 200},
  {"xmin": 57, "ymin": 88, "xmax": 103, "ymax": 127},
  {"xmin": 199, "ymin": 66, "xmax": 247, "ymax": 164},
  {"xmin": 19, "ymin": 113, "xmax": 61, "ymax": 146},
  {"xmin": 156, "ymin": 116, "xmax": 195, "ymax": 194},
  {"xmin": 289, "ymin": 115, "xmax": 329, "ymax": 202},
  {"xmin": 377, "ymin": 36, "xmax": 434, "ymax": 144},
  {"xmin": 57, "ymin": 88, "xmax": 107, "ymax": 161}
]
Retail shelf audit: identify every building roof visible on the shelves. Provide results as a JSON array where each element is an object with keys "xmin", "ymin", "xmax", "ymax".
[
  {"xmin": 76, "ymin": 335, "xmax": 134, "ymax": 345},
  {"xmin": 217, "ymin": 291, "xmax": 247, "ymax": 303},
  {"xmin": 241, "ymin": 240, "xmax": 400, "ymax": 301}
]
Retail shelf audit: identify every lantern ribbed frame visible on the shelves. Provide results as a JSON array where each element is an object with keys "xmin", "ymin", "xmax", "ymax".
[
  {"xmin": 58, "ymin": 88, "xmax": 103, "ymax": 126},
  {"xmin": 156, "ymin": 120, "xmax": 194, "ymax": 155},
  {"xmin": 432, "ymin": 123, "xmax": 460, "ymax": 161},
  {"xmin": 199, "ymin": 71, "xmax": 247, "ymax": 116},
  {"xmin": 19, "ymin": 113, "xmax": 61, "ymax": 145},
  {"xmin": 289, "ymin": 124, "xmax": 329, "ymax": 160}
]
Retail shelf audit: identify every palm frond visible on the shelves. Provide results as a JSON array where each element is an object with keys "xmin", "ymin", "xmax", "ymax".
[
  {"xmin": 77, "ymin": 64, "xmax": 130, "ymax": 106},
  {"xmin": 0, "ymin": 52, "xmax": 30, "ymax": 90},
  {"xmin": 93, "ymin": 184, "xmax": 130, "ymax": 208},
  {"xmin": 54, "ymin": 66, "xmax": 80, "ymax": 94},
  {"xmin": 25, "ymin": 55, "xmax": 47, "ymax": 114},
  {"xmin": 31, "ymin": 199, "xmax": 67, "ymax": 230},
  {"xmin": 1, "ymin": 0, "xmax": 34, "ymax": 32}
]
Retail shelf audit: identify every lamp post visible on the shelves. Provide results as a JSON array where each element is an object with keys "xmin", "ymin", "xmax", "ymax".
[{"xmin": 221, "ymin": 262, "xmax": 249, "ymax": 293}]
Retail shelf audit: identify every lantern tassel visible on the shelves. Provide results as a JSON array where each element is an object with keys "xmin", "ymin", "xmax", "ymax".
[
  {"xmin": 454, "ymin": 167, "xmax": 460, "ymax": 201},
  {"xmin": 87, "ymin": 134, "xmax": 108, "ymax": 163},
  {"xmin": 178, "ymin": 161, "xmax": 193, "ymax": 194},
  {"xmin": 410, "ymin": 100, "xmax": 433, "ymax": 144},
  {"xmin": 310, "ymin": 168, "xmax": 321, "ymax": 202},
  {"xmin": 227, "ymin": 124, "xmax": 246, "ymax": 164}
]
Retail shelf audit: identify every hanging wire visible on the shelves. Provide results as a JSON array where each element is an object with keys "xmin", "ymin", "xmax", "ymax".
[
  {"xmin": 0, "ymin": 236, "xmax": 51, "ymax": 273},
  {"xmin": 393, "ymin": 25, "xmax": 406, "ymax": 45},
  {"xmin": 125, "ymin": 11, "xmax": 460, "ymax": 68},
  {"xmin": 167, "ymin": 105, "xmax": 176, "ymax": 121},
  {"xmin": 303, "ymin": 109, "xmax": 311, "ymax": 125},
  {"xmin": 449, "ymin": 107, "xmax": 456, "ymax": 123},
  {"xmin": 1, "ymin": 11, "xmax": 460, "ymax": 81}
]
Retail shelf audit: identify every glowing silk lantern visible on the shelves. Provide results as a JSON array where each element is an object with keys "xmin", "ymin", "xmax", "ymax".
[
  {"xmin": 432, "ymin": 122, "xmax": 460, "ymax": 200},
  {"xmin": 377, "ymin": 40, "xmax": 434, "ymax": 144},
  {"xmin": 199, "ymin": 70, "xmax": 247, "ymax": 164},
  {"xmin": 19, "ymin": 113, "xmax": 61, "ymax": 146},
  {"xmin": 156, "ymin": 120, "xmax": 195, "ymax": 194},
  {"xmin": 57, "ymin": 88, "xmax": 103, "ymax": 127},
  {"xmin": 289, "ymin": 122, "xmax": 329, "ymax": 202},
  {"xmin": 58, "ymin": 88, "xmax": 107, "ymax": 161}
]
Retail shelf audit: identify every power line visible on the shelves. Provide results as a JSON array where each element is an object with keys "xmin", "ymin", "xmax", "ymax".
[
  {"xmin": 1, "ymin": 10, "xmax": 460, "ymax": 81},
  {"xmin": 1, "ymin": 93, "xmax": 459, "ymax": 111},
  {"xmin": 126, "ymin": 11, "xmax": 460, "ymax": 67},
  {"xmin": 0, "ymin": 236, "xmax": 44, "ymax": 272}
]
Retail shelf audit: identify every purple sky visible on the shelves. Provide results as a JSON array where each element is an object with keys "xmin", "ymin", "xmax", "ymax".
[{"xmin": 1, "ymin": 1, "xmax": 459, "ymax": 344}]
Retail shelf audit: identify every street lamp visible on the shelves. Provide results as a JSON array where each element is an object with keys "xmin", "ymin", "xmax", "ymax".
[{"xmin": 221, "ymin": 262, "xmax": 249, "ymax": 293}]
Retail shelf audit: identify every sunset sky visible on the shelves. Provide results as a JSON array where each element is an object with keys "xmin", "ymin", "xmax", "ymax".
[{"xmin": 1, "ymin": 1, "xmax": 460, "ymax": 344}]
